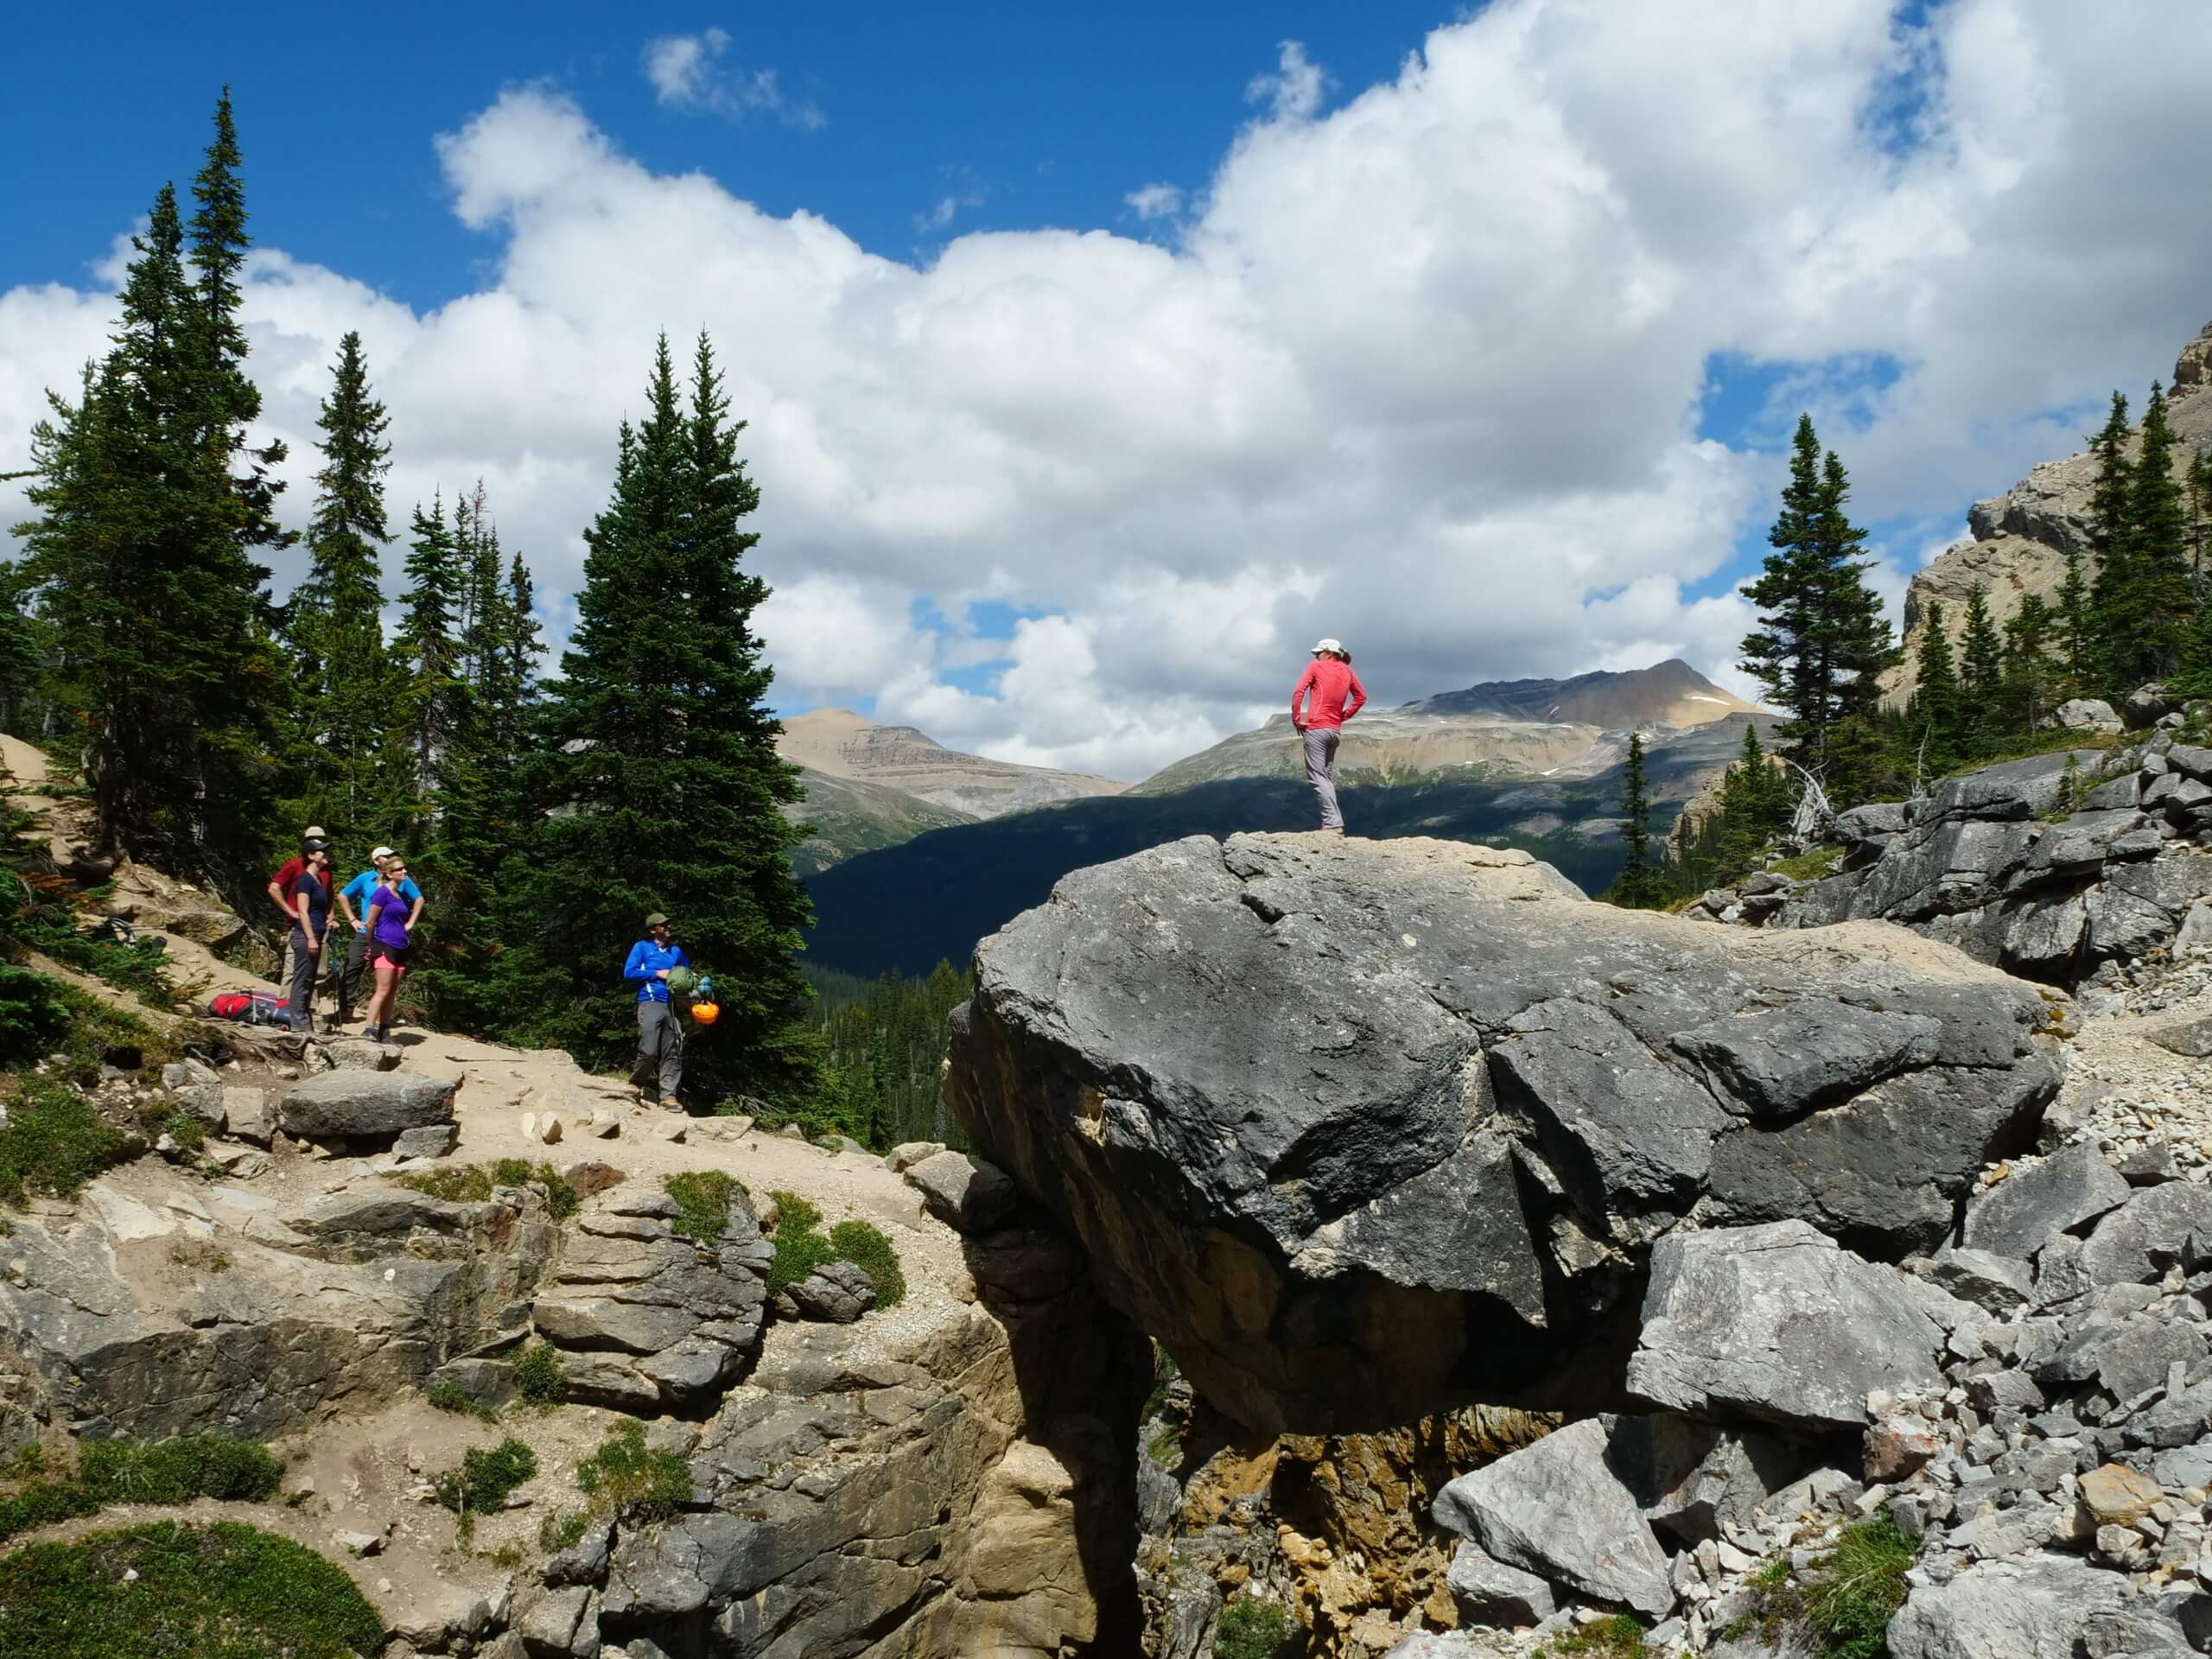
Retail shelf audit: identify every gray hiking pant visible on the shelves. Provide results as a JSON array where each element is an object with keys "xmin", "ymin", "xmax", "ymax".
[
  {"xmin": 1304, "ymin": 727, "xmax": 1344, "ymax": 830},
  {"xmin": 633, "ymin": 999, "xmax": 685, "ymax": 1105},
  {"xmin": 341, "ymin": 926, "xmax": 377, "ymax": 1016},
  {"xmin": 288, "ymin": 926, "xmax": 320, "ymax": 1032}
]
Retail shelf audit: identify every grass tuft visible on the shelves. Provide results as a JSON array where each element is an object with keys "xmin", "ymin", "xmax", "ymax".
[
  {"xmin": 434, "ymin": 1437, "xmax": 537, "ymax": 1516},
  {"xmin": 827, "ymin": 1219, "xmax": 905, "ymax": 1307},
  {"xmin": 538, "ymin": 1506, "xmax": 592, "ymax": 1553},
  {"xmin": 0, "ymin": 1520, "xmax": 382, "ymax": 1658},
  {"xmin": 513, "ymin": 1341, "xmax": 565, "ymax": 1408},
  {"xmin": 664, "ymin": 1168, "xmax": 741, "ymax": 1243},
  {"xmin": 574, "ymin": 1419, "xmax": 692, "ymax": 1522},
  {"xmin": 1539, "ymin": 1614, "xmax": 1652, "ymax": 1657},
  {"xmin": 0, "ymin": 1433, "xmax": 283, "ymax": 1547},
  {"xmin": 394, "ymin": 1160, "xmax": 577, "ymax": 1220},
  {"xmin": 424, "ymin": 1381, "xmax": 499, "ymax": 1423},
  {"xmin": 1733, "ymin": 1515, "xmax": 1917, "ymax": 1659}
]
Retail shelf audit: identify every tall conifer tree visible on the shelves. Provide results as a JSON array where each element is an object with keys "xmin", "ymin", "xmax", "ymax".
[
  {"xmin": 2086, "ymin": 392, "xmax": 2138, "ymax": 686},
  {"xmin": 505, "ymin": 334, "xmax": 814, "ymax": 1103},
  {"xmin": 2121, "ymin": 383, "xmax": 2190, "ymax": 685},
  {"xmin": 14, "ymin": 100, "xmax": 292, "ymax": 880},
  {"xmin": 292, "ymin": 331, "xmax": 396, "ymax": 844},
  {"xmin": 1910, "ymin": 602, "xmax": 1962, "ymax": 777},
  {"xmin": 1958, "ymin": 584, "xmax": 2005, "ymax": 760},
  {"xmin": 1611, "ymin": 733, "xmax": 1659, "ymax": 907},
  {"xmin": 394, "ymin": 495, "xmax": 469, "ymax": 842},
  {"xmin": 1740, "ymin": 416, "xmax": 1896, "ymax": 801}
]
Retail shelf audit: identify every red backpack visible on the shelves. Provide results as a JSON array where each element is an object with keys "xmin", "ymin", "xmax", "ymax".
[{"xmin": 208, "ymin": 990, "xmax": 288, "ymax": 1025}]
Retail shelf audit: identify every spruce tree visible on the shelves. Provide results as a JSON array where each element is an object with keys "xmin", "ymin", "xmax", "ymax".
[
  {"xmin": 1958, "ymin": 584, "xmax": 2005, "ymax": 760},
  {"xmin": 2055, "ymin": 542, "xmax": 2096, "ymax": 690},
  {"xmin": 1610, "ymin": 732, "xmax": 1659, "ymax": 907},
  {"xmin": 2190, "ymin": 450, "xmax": 2212, "ymax": 587},
  {"xmin": 2086, "ymin": 392, "xmax": 2137, "ymax": 688},
  {"xmin": 504, "ymin": 334, "xmax": 815, "ymax": 1105},
  {"xmin": 292, "ymin": 331, "xmax": 397, "ymax": 846},
  {"xmin": 14, "ymin": 131, "xmax": 290, "ymax": 879},
  {"xmin": 393, "ymin": 495, "xmax": 467, "ymax": 820},
  {"xmin": 2002, "ymin": 594, "xmax": 2057, "ymax": 737},
  {"xmin": 2122, "ymin": 382, "xmax": 2190, "ymax": 685},
  {"xmin": 1909, "ymin": 603, "xmax": 1962, "ymax": 777},
  {"xmin": 1740, "ymin": 416, "xmax": 1896, "ymax": 801}
]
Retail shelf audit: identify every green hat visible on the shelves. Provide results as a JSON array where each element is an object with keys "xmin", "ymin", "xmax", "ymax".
[{"xmin": 645, "ymin": 912, "xmax": 669, "ymax": 928}]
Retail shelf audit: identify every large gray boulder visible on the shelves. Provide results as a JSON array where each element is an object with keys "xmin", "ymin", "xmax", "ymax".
[
  {"xmin": 1960, "ymin": 1143, "xmax": 2131, "ymax": 1261},
  {"xmin": 1886, "ymin": 1554, "xmax": 2126, "ymax": 1659},
  {"xmin": 1627, "ymin": 1221, "xmax": 1967, "ymax": 1433},
  {"xmin": 1432, "ymin": 1417, "xmax": 1673, "ymax": 1617},
  {"xmin": 950, "ymin": 834, "xmax": 2060, "ymax": 1432},
  {"xmin": 278, "ymin": 1070, "xmax": 461, "ymax": 1141}
]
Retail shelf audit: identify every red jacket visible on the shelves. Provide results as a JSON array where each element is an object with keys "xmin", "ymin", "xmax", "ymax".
[{"xmin": 1292, "ymin": 659, "xmax": 1367, "ymax": 730}]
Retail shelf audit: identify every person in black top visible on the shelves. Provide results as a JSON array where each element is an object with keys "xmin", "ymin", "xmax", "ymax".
[{"xmin": 289, "ymin": 838, "xmax": 334, "ymax": 1034}]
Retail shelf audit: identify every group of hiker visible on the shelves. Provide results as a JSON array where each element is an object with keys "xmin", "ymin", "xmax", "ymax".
[
  {"xmin": 266, "ymin": 830, "xmax": 421, "ymax": 1042},
  {"xmin": 264, "ymin": 834, "xmax": 697, "ymax": 1108}
]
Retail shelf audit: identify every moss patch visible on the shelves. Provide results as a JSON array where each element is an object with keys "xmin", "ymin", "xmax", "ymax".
[
  {"xmin": 513, "ymin": 1341, "xmax": 565, "ymax": 1408},
  {"xmin": 0, "ymin": 1519, "xmax": 381, "ymax": 1657},
  {"xmin": 1539, "ymin": 1614, "xmax": 1652, "ymax": 1657},
  {"xmin": 0, "ymin": 1076, "xmax": 129, "ymax": 1211},
  {"xmin": 393, "ymin": 1160, "xmax": 577, "ymax": 1220}
]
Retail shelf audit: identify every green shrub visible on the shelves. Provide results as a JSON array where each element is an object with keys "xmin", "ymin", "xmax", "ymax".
[
  {"xmin": 0, "ymin": 1077, "xmax": 129, "ymax": 1209},
  {"xmin": 491, "ymin": 1158, "xmax": 580, "ymax": 1220},
  {"xmin": 827, "ymin": 1219, "xmax": 906, "ymax": 1307},
  {"xmin": 425, "ymin": 1381, "xmax": 499, "ymax": 1422},
  {"xmin": 665, "ymin": 1169, "xmax": 741, "ymax": 1242},
  {"xmin": 435, "ymin": 1437, "xmax": 537, "ymax": 1516},
  {"xmin": 764, "ymin": 1190, "xmax": 904, "ymax": 1306},
  {"xmin": 1215, "ymin": 1595, "xmax": 1293, "ymax": 1659},
  {"xmin": 513, "ymin": 1342, "xmax": 565, "ymax": 1408},
  {"xmin": 574, "ymin": 1419, "xmax": 692, "ymax": 1522},
  {"xmin": 10, "ymin": 902, "xmax": 182, "ymax": 1010},
  {"xmin": 0, "ymin": 1519, "xmax": 384, "ymax": 1657},
  {"xmin": 0, "ymin": 963, "xmax": 73, "ymax": 1065},
  {"xmin": 159, "ymin": 1111, "xmax": 206, "ymax": 1153}
]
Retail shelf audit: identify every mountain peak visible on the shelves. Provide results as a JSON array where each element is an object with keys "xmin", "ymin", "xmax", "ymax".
[{"xmin": 1401, "ymin": 659, "xmax": 1756, "ymax": 729}]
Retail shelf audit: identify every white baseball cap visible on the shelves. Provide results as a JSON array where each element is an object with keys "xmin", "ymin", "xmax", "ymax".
[
  {"xmin": 372, "ymin": 845, "xmax": 396, "ymax": 861},
  {"xmin": 1311, "ymin": 637, "xmax": 1344, "ymax": 654}
]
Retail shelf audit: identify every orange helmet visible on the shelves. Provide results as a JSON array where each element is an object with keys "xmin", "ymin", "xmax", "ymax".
[{"xmin": 690, "ymin": 1001, "xmax": 720, "ymax": 1027}]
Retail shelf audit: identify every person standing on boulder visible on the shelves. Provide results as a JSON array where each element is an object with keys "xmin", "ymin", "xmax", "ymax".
[
  {"xmin": 624, "ymin": 912, "xmax": 690, "ymax": 1109},
  {"xmin": 286, "ymin": 838, "xmax": 334, "ymax": 1034},
  {"xmin": 1290, "ymin": 639, "xmax": 1367, "ymax": 834}
]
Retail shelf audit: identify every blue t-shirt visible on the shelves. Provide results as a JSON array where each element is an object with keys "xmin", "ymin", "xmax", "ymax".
[
  {"xmin": 292, "ymin": 871, "xmax": 330, "ymax": 933},
  {"xmin": 623, "ymin": 940, "xmax": 690, "ymax": 1003},
  {"xmin": 342, "ymin": 869, "xmax": 421, "ymax": 923}
]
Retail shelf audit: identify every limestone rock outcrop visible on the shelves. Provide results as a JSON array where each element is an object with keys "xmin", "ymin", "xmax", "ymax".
[
  {"xmin": 1775, "ymin": 741, "xmax": 2212, "ymax": 985},
  {"xmin": 949, "ymin": 832, "xmax": 2061, "ymax": 1433},
  {"xmin": 1885, "ymin": 318, "xmax": 2212, "ymax": 706}
]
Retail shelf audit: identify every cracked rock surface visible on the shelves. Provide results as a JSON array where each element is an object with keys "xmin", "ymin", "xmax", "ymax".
[{"xmin": 950, "ymin": 831, "xmax": 2063, "ymax": 1433}]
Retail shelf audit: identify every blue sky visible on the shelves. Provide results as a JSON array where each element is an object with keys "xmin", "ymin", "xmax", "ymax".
[
  {"xmin": 3, "ymin": 3, "xmax": 2209, "ymax": 778},
  {"xmin": 4, "ymin": 4, "xmax": 1452, "ymax": 308}
]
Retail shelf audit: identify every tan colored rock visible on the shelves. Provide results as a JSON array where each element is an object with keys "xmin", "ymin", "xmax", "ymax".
[{"xmin": 2080, "ymin": 1462, "xmax": 2162, "ymax": 1527}]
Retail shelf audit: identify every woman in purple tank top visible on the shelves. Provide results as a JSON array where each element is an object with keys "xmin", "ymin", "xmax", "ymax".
[{"xmin": 360, "ymin": 857, "xmax": 423, "ymax": 1044}]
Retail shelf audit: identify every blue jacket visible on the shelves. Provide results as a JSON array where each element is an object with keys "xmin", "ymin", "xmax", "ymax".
[{"xmin": 624, "ymin": 939, "xmax": 690, "ymax": 1003}]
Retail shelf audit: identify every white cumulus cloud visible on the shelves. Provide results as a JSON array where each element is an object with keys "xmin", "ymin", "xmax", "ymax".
[
  {"xmin": 642, "ymin": 27, "xmax": 823, "ymax": 128},
  {"xmin": 4, "ymin": 1, "xmax": 2211, "ymax": 782}
]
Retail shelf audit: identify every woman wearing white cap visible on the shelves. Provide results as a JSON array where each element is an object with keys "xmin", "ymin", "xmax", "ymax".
[
  {"xmin": 1289, "ymin": 639, "xmax": 1367, "ymax": 833},
  {"xmin": 337, "ymin": 846, "xmax": 423, "ymax": 1024}
]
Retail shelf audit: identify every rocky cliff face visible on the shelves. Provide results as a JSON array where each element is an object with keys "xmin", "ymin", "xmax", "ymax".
[
  {"xmin": 948, "ymin": 831, "xmax": 2062, "ymax": 1434},
  {"xmin": 1888, "ymin": 320, "xmax": 2212, "ymax": 705}
]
